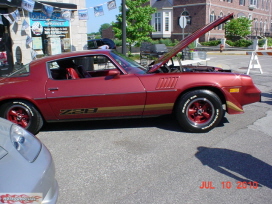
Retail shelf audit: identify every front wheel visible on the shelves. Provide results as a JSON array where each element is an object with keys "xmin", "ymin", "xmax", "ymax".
[
  {"xmin": 0, "ymin": 100, "xmax": 43, "ymax": 135},
  {"xmin": 175, "ymin": 90, "xmax": 224, "ymax": 133}
]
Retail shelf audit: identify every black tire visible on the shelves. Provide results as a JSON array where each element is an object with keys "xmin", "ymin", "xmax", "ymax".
[
  {"xmin": 175, "ymin": 90, "xmax": 224, "ymax": 133},
  {"xmin": 0, "ymin": 100, "xmax": 43, "ymax": 135}
]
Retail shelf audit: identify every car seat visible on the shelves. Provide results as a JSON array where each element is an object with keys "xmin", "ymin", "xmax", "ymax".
[
  {"xmin": 66, "ymin": 68, "xmax": 80, "ymax": 79},
  {"xmin": 77, "ymin": 65, "xmax": 92, "ymax": 78},
  {"xmin": 57, "ymin": 59, "xmax": 82, "ymax": 79}
]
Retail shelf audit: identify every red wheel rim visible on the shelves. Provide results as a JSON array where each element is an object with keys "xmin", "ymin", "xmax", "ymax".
[
  {"xmin": 186, "ymin": 98, "xmax": 214, "ymax": 125},
  {"xmin": 7, "ymin": 105, "xmax": 30, "ymax": 128}
]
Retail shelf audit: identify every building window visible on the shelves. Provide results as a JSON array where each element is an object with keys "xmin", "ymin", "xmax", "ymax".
[
  {"xmin": 253, "ymin": 19, "xmax": 258, "ymax": 35},
  {"xmin": 250, "ymin": 0, "xmax": 257, "ymax": 5},
  {"xmin": 239, "ymin": 0, "xmax": 245, "ymax": 5},
  {"xmin": 264, "ymin": 20, "xmax": 267, "ymax": 34},
  {"xmin": 165, "ymin": 12, "xmax": 169, "ymax": 31},
  {"xmin": 210, "ymin": 11, "xmax": 215, "ymax": 23},
  {"xmin": 260, "ymin": 21, "xmax": 263, "ymax": 35},
  {"xmin": 218, "ymin": 12, "xmax": 224, "ymax": 30},
  {"xmin": 155, "ymin": 13, "xmax": 161, "ymax": 32}
]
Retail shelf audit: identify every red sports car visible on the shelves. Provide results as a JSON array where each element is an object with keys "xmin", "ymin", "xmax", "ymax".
[{"xmin": 0, "ymin": 14, "xmax": 261, "ymax": 134}]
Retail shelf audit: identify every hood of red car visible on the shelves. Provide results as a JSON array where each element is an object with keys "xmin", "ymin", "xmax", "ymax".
[{"xmin": 148, "ymin": 13, "xmax": 234, "ymax": 73}]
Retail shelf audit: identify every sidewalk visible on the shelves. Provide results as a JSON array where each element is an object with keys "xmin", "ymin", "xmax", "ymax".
[{"xmin": 207, "ymin": 50, "xmax": 247, "ymax": 55}]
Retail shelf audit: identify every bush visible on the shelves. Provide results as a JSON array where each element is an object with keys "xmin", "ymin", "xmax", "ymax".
[
  {"xmin": 151, "ymin": 39, "xmax": 184, "ymax": 46},
  {"xmin": 267, "ymin": 37, "xmax": 272, "ymax": 46},
  {"xmin": 258, "ymin": 39, "xmax": 265, "ymax": 47},
  {"xmin": 233, "ymin": 39, "xmax": 252, "ymax": 47},
  {"xmin": 113, "ymin": 39, "xmax": 122, "ymax": 46},
  {"xmin": 158, "ymin": 39, "xmax": 174, "ymax": 46},
  {"xmin": 128, "ymin": 54, "xmax": 140, "ymax": 60},
  {"xmin": 258, "ymin": 37, "xmax": 272, "ymax": 47},
  {"xmin": 226, "ymin": 39, "xmax": 252, "ymax": 47},
  {"xmin": 200, "ymin": 40, "xmax": 221, "ymax": 46},
  {"xmin": 226, "ymin": 40, "xmax": 235, "ymax": 46}
]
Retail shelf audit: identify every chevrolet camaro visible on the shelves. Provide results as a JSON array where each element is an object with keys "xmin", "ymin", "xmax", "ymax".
[{"xmin": 0, "ymin": 14, "xmax": 261, "ymax": 134}]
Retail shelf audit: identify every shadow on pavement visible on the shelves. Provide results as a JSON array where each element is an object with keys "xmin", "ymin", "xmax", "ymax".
[
  {"xmin": 261, "ymin": 92, "xmax": 272, "ymax": 105},
  {"xmin": 41, "ymin": 114, "xmax": 229, "ymax": 133},
  {"xmin": 195, "ymin": 146, "xmax": 272, "ymax": 189},
  {"xmin": 41, "ymin": 115, "xmax": 182, "ymax": 132}
]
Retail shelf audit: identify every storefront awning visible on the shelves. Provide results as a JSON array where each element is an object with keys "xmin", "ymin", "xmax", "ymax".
[
  {"xmin": 35, "ymin": 1, "xmax": 77, "ymax": 10},
  {"xmin": 0, "ymin": 0, "xmax": 21, "ymax": 7},
  {"xmin": 0, "ymin": 0, "xmax": 77, "ymax": 10}
]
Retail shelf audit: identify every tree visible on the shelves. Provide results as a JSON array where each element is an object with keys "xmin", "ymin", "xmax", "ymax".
[
  {"xmin": 224, "ymin": 17, "xmax": 252, "ymax": 41},
  {"xmin": 112, "ymin": 0, "xmax": 156, "ymax": 52},
  {"xmin": 99, "ymin": 23, "xmax": 111, "ymax": 35}
]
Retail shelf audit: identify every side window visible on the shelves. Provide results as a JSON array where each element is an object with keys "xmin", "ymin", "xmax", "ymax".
[
  {"xmin": 92, "ymin": 55, "xmax": 116, "ymax": 70},
  {"xmin": 48, "ymin": 55, "xmax": 118, "ymax": 80}
]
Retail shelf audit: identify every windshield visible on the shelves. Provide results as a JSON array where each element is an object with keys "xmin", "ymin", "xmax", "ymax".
[{"xmin": 110, "ymin": 51, "xmax": 147, "ymax": 74}]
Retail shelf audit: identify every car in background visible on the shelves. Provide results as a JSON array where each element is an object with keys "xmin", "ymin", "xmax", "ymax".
[
  {"xmin": 0, "ymin": 118, "xmax": 58, "ymax": 204},
  {"xmin": 0, "ymin": 13, "xmax": 261, "ymax": 134},
  {"xmin": 87, "ymin": 38, "xmax": 116, "ymax": 49}
]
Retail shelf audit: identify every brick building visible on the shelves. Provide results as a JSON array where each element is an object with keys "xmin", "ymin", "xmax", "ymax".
[
  {"xmin": 150, "ymin": 0, "xmax": 272, "ymax": 41},
  {"xmin": 0, "ymin": 0, "xmax": 87, "ymax": 75}
]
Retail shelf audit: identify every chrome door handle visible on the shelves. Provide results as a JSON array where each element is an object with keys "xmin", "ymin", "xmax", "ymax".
[{"xmin": 48, "ymin": 87, "xmax": 59, "ymax": 91}]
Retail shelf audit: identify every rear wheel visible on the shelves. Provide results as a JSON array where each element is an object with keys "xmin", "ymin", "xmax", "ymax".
[
  {"xmin": 0, "ymin": 100, "xmax": 43, "ymax": 135},
  {"xmin": 175, "ymin": 90, "xmax": 224, "ymax": 133}
]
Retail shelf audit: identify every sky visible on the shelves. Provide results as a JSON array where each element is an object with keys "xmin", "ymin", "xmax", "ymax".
[{"xmin": 85, "ymin": 0, "xmax": 122, "ymax": 33}]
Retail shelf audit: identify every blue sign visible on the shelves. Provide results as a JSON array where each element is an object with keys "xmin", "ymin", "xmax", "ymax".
[{"xmin": 30, "ymin": 12, "xmax": 70, "ymax": 27}]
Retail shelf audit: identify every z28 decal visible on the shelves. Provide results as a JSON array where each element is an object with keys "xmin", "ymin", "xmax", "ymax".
[
  {"xmin": 60, "ymin": 108, "xmax": 98, "ymax": 115},
  {"xmin": 59, "ymin": 104, "xmax": 174, "ymax": 115}
]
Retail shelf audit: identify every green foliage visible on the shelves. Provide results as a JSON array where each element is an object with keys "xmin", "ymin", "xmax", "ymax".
[
  {"xmin": 267, "ymin": 37, "xmax": 272, "ymax": 46},
  {"xmin": 200, "ymin": 39, "xmax": 252, "ymax": 47},
  {"xmin": 113, "ymin": 39, "xmax": 122, "ymax": 46},
  {"xmin": 112, "ymin": 0, "xmax": 156, "ymax": 51},
  {"xmin": 158, "ymin": 39, "xmax": 174, "ymax": 46},
  {"xmin": 258, "ymin": 39, "xmax": 266, "ymax": 47},
  {"xmin": 149, "ymin": 39, "xmax": 180, "ymax": 46},
  {"xmin": 257, "ymin": 38, "xmax": 272, "ymax": 47},
  {"xmin": 88, "ymin": 32, "xmax": 100, "ymax": 36},
  {"xmin": 233, "ymin": 39, "xmax": 252, "ymax": 47},
  {"xmin": 225, "ymin": 17, "xmax": 252, "ymax": 40},
  {"xmin": 99, "ymin": 23, "xmax": 111, "ymax": 35},
  {"xmin": 200, "ymin": 40, "xmax": 221, "ymax": 46},
  {"xmin": 225, "ymin": 40, "xmax": 235, "ymax": 46},
  {"xmin": 226, "ymin": 39, "xmax": 252, "ymax": 47},
  {"xmin": 188, "ymin": 42, "xmax": 196, "ymax": 50}
]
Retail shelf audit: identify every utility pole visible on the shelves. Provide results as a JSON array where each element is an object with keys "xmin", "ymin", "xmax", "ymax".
[{"xmin": 122, "ymin": 0, "xmax": 126, "ymax": 55}]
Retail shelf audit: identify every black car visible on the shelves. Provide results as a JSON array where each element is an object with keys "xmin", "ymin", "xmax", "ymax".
[{"xmin": 87, "ymin": 38, "xmax": 116, "ymax": 49}]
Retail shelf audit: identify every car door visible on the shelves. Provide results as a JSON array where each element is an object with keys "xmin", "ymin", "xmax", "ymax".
[{"xmin": 45, "ymin": 56, "xmax": 146, "ymax": 120}]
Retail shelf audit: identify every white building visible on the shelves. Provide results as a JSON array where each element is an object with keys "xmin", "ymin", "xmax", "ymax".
[{"xmin": 0, "ymin": 0, "xmax": 87, "ymax": 75}]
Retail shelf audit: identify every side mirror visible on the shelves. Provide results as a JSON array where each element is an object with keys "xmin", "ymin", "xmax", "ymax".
[{"xmin": 108, "ymin": 69, "xmax": 120, "ymax": 78}]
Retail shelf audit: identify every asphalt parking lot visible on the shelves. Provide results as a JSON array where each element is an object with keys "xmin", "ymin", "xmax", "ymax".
[{"xmin": 37, "ymin": 53, "xmax": 272, "ymax": 204}]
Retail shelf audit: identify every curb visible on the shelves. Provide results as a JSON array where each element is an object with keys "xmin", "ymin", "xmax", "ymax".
[{"xmin": 207, "ymin": 52, "xmax": 247, "ymax": 55}]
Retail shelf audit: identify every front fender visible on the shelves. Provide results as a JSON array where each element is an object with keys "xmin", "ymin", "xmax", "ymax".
[{"xmin": 221, "ymin": 87, "xmax": 244, "ymax": 114}]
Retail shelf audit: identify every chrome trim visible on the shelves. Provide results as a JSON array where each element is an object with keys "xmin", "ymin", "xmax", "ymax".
[
  {"xmin": 147, "ymin": 89, "xmax": 177, "ymax": 93},
  {"xmin": 44, "ymin": 91, "xmax": 146, "ymax": 100},
  {"xmin": 48, "ymin": 87, "xmax": 59, "ymax": 91},
  {"xmin": 34, "ymin": 98, "xmax": 47, "ymax": 100},
  {"xmin": 46, "ymin": 114, "xmax": 162, "ymax": 123}
]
